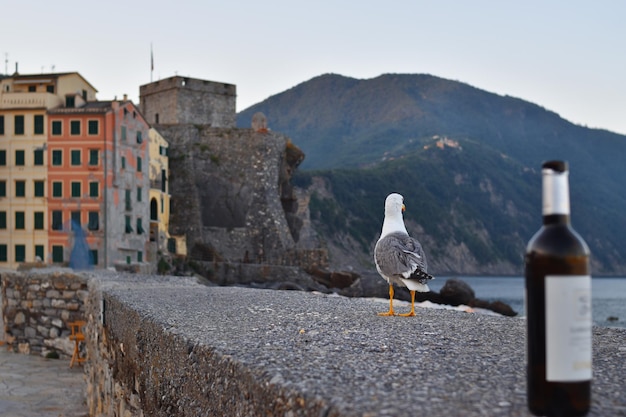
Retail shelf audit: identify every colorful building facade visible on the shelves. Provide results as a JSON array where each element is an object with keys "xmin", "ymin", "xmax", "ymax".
[{"xmin": 0, "ymin": 72, "xmax": 159, "ymax": 270}]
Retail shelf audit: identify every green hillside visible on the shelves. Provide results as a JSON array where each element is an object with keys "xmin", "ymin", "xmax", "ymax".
[{"xmin": 238, "ymin": 73, "xmax": 626, "ymax": 275}]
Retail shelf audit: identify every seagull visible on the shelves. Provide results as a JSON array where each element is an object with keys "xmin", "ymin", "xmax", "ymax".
[{"xmin": 374, "ymin": 193, "xmax": 434, "ymax": 316}]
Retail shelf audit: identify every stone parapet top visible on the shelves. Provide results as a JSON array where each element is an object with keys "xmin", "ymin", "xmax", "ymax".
[{"xmin": 89, "ymin": 272, "xmax": 625, "ymax": 416}]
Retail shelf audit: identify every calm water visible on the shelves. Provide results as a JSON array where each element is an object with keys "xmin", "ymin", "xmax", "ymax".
[{"xmin": 430, "ymin": 276, "xmax": 626, "ymax": 329}]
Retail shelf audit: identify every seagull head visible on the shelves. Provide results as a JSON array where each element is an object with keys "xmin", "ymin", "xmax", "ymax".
[{"xmin": 385, "ymin": 193, "xmax": 405, "ymax": 215}]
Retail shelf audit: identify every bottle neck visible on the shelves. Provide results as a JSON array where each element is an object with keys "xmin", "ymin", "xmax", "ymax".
[{"xmin": 542, "ymin": 167, "xmax": 571, "ymax": 224}]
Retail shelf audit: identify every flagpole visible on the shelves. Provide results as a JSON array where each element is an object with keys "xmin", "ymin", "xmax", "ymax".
[{"xmin": 150, "ymin": 43, "xmax": 154, "ymax": 82}]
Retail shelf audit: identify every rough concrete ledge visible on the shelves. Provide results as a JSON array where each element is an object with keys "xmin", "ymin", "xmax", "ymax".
[{"xmin": 85, "ymin": 272, "xmax": 625, "ymax": 417}]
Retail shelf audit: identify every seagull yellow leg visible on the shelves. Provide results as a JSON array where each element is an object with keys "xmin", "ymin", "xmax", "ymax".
[
  {"xmin": 378, "ymin": 285, "xmax": 396, "ymax": 316},
  {"xmin": 399, "ymin": 290, "xmax": 416, "ymax": 317}
]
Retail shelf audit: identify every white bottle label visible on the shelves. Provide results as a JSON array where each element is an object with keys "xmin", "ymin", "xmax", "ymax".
[{"xmin": 545, "ymin": 275, "xmax": 592, "ymax": 381}]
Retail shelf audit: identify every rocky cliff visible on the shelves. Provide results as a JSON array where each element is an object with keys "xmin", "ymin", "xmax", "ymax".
[{"xmin": 156, "ymin": 124, "xmax": 327, "ymax": 270}]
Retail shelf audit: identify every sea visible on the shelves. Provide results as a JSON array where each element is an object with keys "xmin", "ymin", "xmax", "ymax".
[{"xmin": 429, "ymin": 276, "xmax": 626, "ymax": 329}]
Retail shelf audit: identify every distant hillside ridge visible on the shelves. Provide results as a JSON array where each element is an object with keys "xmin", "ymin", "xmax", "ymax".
[{"xmin": 237, "ymin": 73, "xmax": 626, "ymax": 275}]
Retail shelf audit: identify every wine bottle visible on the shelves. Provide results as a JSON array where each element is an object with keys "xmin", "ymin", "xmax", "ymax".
[{"xmin": 525, "ymin": 160, "xmax": 592, "ymax": 416}]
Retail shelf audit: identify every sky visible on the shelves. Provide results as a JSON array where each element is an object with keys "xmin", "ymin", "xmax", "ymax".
[{"xmin": 2, "ymin": 0, "xmax": 625, "ymax": 134}]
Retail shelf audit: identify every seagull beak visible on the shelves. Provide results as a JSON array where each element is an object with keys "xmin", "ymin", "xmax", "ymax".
[{"xmin": 402, "ymin": 204, "xmax": 406, "ymax": 212}]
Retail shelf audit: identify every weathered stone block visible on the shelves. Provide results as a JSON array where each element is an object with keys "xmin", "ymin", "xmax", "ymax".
[{"xmin": 14, "ymin": 311, "xmax": 25, "ymax": 325}]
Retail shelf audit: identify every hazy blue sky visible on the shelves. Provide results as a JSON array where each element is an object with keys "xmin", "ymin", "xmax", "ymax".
[{"xmin": 2, "ymin": 0, "xmax": 624, "ymax": 134}]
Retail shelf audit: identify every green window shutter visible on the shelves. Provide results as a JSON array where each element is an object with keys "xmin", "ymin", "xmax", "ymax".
[
  {"xmin": 34, "ymin": 181, "xmax": 45, "ymax": 197},
  {"xmin": 34, "ymin": 115, "xmax": 44, "ymax": 134},
  {"xmin": 70, "ymin": 120, "xmax": 81, "ymax": 135},
  {"xmin": 52, "ymin": 121, "xmax": 62, "ymax": 135},
  {"xmin": 71, "ymin": 182, "xmax": 81, "ymax": 197},
  {"xmin": 34, "ymin": 149, "xmax": 44, "ymax": 165},
  {"xmin": 15, "ymin": 181, "xmax": 25, "ymax": 197},
  {"xmin": 34, "ymin": 212, "xmax": 44, "ymax": 229},
  {"xmin": 52, "ymin": 150, "xmax": 63, "ymax": 166},
  {"xmin": 14, "ymin": 115, "xmax": 24, "ymax": 135},
  {"xmin": 53, "ymin": 182, "xmax": 63, "ymax": 197},
  {"xmin": 15, "ymin": 245, "xmax": 25, "ymax": 262},
  {"xmin": 15, "ymin": 150, "xmax": 25, "ymax": 166},
  {"xmin": 71, "ymin": 150, "xmax": 81, "ymax": 165},
  {"xmin": 88, "ymin": 120, "xmax": 99, "ymax": 135},
  {"xmin": 15, "ymin": 212, "xmax": 25, "ymax": 229}
]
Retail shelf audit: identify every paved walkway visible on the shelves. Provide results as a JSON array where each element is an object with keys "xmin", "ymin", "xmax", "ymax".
[{"xmin": 0, "ymin": 347, "xmax": 88, "ymax": 417}]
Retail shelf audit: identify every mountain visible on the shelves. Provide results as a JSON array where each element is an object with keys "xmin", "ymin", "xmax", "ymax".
[{"xmin": 237, "ymin": 73, "xmax": 626, "ymax": 275}]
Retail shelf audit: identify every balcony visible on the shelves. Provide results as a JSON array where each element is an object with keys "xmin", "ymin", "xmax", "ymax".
[{"xmin": 0, "ymin": 92, "xmax": 63, "ymax": 109}]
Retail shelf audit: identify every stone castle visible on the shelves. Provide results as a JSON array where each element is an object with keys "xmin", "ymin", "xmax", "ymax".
[{"xmin": 139, "ymin": 76, "xmax": 328, "ymax": 278}]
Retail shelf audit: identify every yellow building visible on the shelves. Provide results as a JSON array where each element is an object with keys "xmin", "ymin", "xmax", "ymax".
[
  {"xmin": 148, "ymin": 128, "xmax": 170, "ymax": 252},
  {"xmin": 0, "ymin": 73, "xmax": 97, "ymax": 268}
]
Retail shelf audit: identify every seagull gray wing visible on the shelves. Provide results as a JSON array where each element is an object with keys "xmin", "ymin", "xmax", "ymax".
[{"xmin": 375, "ymin": 232, "xmax": 432, "ymax": 282}]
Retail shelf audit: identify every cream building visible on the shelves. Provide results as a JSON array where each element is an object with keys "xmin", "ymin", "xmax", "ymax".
[{"xmin": 0, "ymin": 73, "xmax": 97, "ymax": 269}]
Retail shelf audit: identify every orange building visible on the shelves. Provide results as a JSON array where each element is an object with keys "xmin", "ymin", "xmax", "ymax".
[
  {"xmin": 48, "ymin": 100, "xmax": 150, "ymax": 267},
  {"xmin": 1, "ymin": 72, "xmax": 155, "ymax": 269}
]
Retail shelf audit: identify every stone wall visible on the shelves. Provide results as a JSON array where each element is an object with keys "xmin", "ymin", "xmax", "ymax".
[
  {"xmin": 0, "ymin": 269, "xmax": 87, "ymax": 356},
  {"xmin": 158, "ymin": 125, "xmax": 325, "ymax": 270},
  {"xmin": 139, "ymin": 76, "xmax": 236, "ymax": 127}
]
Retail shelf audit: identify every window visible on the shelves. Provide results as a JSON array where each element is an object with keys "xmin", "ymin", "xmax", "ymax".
[
  {"xmin": 137, "ymin": 156, "xmax": 142, "ymax": 172},
  {"xmin": 52, "ymin": 245, "xmax": 64, "ymax": 263},
  {"xmin": 52, "ymin": 181, "xmax": 63, "ymax": 197},
  {"xmin": 71, "ymin": 181, "xmax": 81, "ymax": 197},
  {"xmin": 0, "ymin": 150, "xmax": 5, "ymax": 165},
  {"xmin": 125, "ymin": 216, "xmax": 133, "ymax": 233},
  {"xmin": 161, "ymin": 169, "xmax": 167, "ymax": 192},
  {"xmin": 52, "ymin": 211, "xmax": 63, "ymax": 230},
  {"xmin": 137, "ymin": 187, "xmax": 142, "ymax": 202},
  {"xmin": 88, "ymin": 212, "xmax": 99, "ymax": 230},
  {"xmin": 15, "ymin": 180, "xmax": 25, "ymax": 197},
  {"xmin": 14, "ymin": 115, "xmax": 24, "ymax": 135},
  {"xmin": 34, "ymin": 180, "xmax": 44, "ymax": 197},
  {"xmin": 34, "ymin": 212, "xmax": 44, "ymax": 230},
  {"xmin": 52, "ymin": 150, "xmax": 62, "ymax": 166},
  {"xmin": 137, "ymin": 251, "xmax": 143, "ymax": 263},
  {"xmin": 71, "ymin": 211, "xmax": 81, "ymax": 230},
  {"xmin": 0, "ymin": 180, "xmax": 5, "ymax": 197},
  {"xmin": 0, "ymin": 211, "xmax": 5, "ymax": 228},
  {"xmin": 0, "ymin": 115, "xmax": 4, "ymax": 135},
  {"xmin": 136, "ymin": 131, "xmax": 143, "ymax": 144},
  {"xmin": 28, "ymin": 85, "xmax": 36, "ymax": 92},
  {"xmin": 70, "ymin": 120, "xmax": 81, "ymax": 135},
  {"xmin": 71, "ymin": 150, "xmax": 81, "ymax": 166},
  {"xmin": 90, "ymin": 250, "xmax": 98, "ymax": 266},
  {"xmin": 121, "ymin": 125, "xmax": 127, "ymax": 141},
  {"xmin": 15, "ymin": 245, "xmax": 25, "ymax": 263},
  {"xmin": 89, "ymin": 149, "xmax": 99, "ymax": 166},
  {"xmin": 34, "ymin": 149, "xmax": 44, "ymax": 165},
  {"xmin": 66, "ymin": 96, "xmax": 75, "ymax": 108},
  {"xmin": 52, "ymin": 120, "xmax": 62, "ymax": 135},
  {"xmin": 35, "ymin": 245, "xmax": 44, "ymax": 261},
  {"xmin": 34, "ymin": 115, "xmax": 44, "ymax": 134},
  {"xmin": 121, "ymin": 156, "xmax": 126, "ymax": 169},
  {"xmin": 88, "ymin": 120, "xmax": 99, "ymax": 135},
  {"xmin": 89, "ymin": 181, "xmax": 99, "ymax": 197},
  {"xmin": 137, "ymin": 218, "xmax": 144, "ymax": 234},
  {"xmin": 0, "ymin": 244, "xmax": 6, "ymax": 262},
  {"xmin": 46, "ymin": 85, "xmax": 54, "ymax": 94},
  {"xmin": 15, "ymin": 212, "xmax": 25, "ymax": 229},
  {"xmin": 155, "ymin": 113, "xmax": 159, "ymax": 124},
  {"xmin": 125, "ymin": 189, "xmax": 132, "ymax": 211},
  {"xmin": 15, "ymin": 150, "xmax": 25, "ymax": 166}
]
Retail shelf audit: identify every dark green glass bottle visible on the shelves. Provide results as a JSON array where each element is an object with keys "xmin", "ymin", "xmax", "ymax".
[{"xmin": 525, "ymin": 161, "xmax": 591, "ymax": 416}]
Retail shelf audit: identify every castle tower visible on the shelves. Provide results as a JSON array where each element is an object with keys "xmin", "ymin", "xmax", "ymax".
[{"xmin": 139, "ymin": 76, "xmax": 236, "ymax": 127}]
